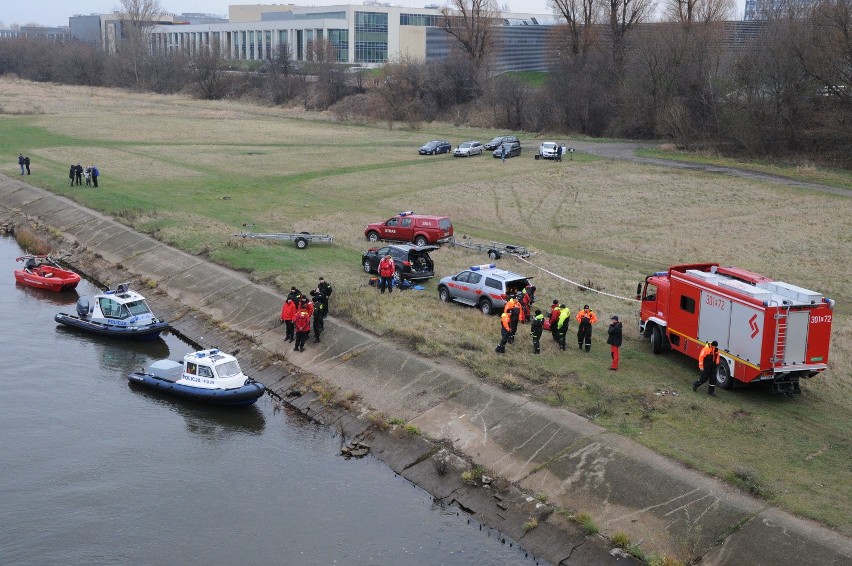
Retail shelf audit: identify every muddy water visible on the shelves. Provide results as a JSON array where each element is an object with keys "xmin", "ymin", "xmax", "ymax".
[{"xmin": 0, "ymin": 235, "xmax": 542, "ymax": 565}]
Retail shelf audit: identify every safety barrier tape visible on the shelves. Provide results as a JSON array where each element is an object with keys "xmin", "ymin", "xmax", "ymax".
[{"xmin": 514, "ymin": 255, "xmax": 640, "ymax": 303}]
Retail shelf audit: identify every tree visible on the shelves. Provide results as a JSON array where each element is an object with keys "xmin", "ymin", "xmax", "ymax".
[
  {"xmin": 304, "ymin": 39, "xmax": 347, "ymax": 109},
  {"xmin": 663, "ymin": 0, "xmax": 734, "ymax": 26},
  {"xmin": 549, "ymin": 0, "xmax": 601, "ymax": 57},
  {"xmin": 116, "ymin": 0, "xmax": 163, "ymax": 88},
  {"xmin": 606, "ymin": 0, "xmax": 655, "ymax": 72},
  {"xmin": 189, "ymin": 36, "xmax": 227, "ymax": 99},
  {"xmin": 440, "ymin": 0, "xmax": 500, "ymax": 74}
]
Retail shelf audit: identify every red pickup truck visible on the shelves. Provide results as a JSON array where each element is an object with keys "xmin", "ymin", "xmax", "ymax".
[{"xmin": 364, "ymin": 212, "xmax": 454, "ymax": 246}]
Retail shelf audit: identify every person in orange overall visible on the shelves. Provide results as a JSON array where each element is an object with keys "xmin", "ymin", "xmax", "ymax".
[
  {"xmin": 495, "ymin": 310, "xmax": 512, "ymax": 353},
  {"xmin": 280, "ymin": 297, "xmax": 297, "ymax": 343},
  {"xmin": 548, "ymin": 300, "xmax": 561, "ymax": 342},
  {"xmin": 575, "ymin": 304, "xmax": 598, "ymax": 352},
  {"xmin": 504, "ymin": 295, "xmax": 521, "ymax": 343},
  {"xmin": 607, "ymin": 315, "xmax": 623, "ymax": 370},
  {"xmin": 693, "ymin": 341, "xmax": 720, "ymax": 396}
]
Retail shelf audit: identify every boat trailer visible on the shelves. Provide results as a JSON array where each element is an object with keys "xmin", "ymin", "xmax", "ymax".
[
  {"xmin": 233, "ymin": 225, "xmax": 333, "ymax": 249},
  {"xmin": 449, "ymin": 237, "xmax": 533, "ymax": 259}
]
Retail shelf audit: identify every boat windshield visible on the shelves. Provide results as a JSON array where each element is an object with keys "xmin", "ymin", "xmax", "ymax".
[
  {"xmin": 125, "ymin": 300, "xmax": 152, "ymax": 316},
  {"xmin": 216, "ymin": 360, "xmax": 242, "ymax": 378}
]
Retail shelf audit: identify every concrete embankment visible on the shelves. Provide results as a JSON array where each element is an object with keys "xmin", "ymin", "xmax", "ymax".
[{"xmin": 3, "ymin": 175, "xmax": 850, "ymax": 566}]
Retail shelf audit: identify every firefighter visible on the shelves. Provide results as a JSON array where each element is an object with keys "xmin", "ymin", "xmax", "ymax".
[
  {"xmin": 316, "ymin": 277, "xmax": 332, "ymax": 315},
  {"xmin": 607, "ymin": 315, "xmax": 623, "ymax": 370},
  {"xmin": 378, "ymin": 254, "xmax": 396, "ymax": 293},
  {"xmin": 693, "ymin": 341, "xmax": 720, "ymax": 396},
  {"xmin": 312, "ymin": 294, "xmax": 325, "ymax": 343},
  {"xmin": 576, "ymin": 305, "xmax": 598, "ymax": 352},
  {"xmin": 495, "ymin": 310, "xmax": 512, "ymax": 353},
  {"xmin": 548, "ymin": 300, "xmax": 561, "ymax": 342},
  {"xmin": 504, "ymin": 295, "xmax": 521, "ymax": 343},
  {"xmin": 520, "ymin": 285, "xmax": 536, "ymax": 322},
  {"xmin": 280, "ymin": 297, "xmax": 297, "ymax": 343},
  {"xmin": 530, "ymin": 309, "xmax": 544, "ymax": 354},
  {"xmin": 556, "ymin": 304, "xmax": 571, "ymax": 351}
]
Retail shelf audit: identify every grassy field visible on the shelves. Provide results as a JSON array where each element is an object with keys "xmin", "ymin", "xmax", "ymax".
[
  {"xmin": 3, "ymin": 78, "xmax": 851, "ymax": 534},
  {"xmin": 637, "ymin": 147, "xmax": 852, "ymax": 191}
]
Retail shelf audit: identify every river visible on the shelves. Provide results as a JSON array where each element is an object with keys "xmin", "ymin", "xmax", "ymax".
[{"xmin": 0, "ymin": 234, "xmax": 542, "ymax": 565}]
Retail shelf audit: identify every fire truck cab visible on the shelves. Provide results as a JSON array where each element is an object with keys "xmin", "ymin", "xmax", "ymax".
[{"xmin": 637, "ymin": 263, "xmax": 834, "ymax": 394}]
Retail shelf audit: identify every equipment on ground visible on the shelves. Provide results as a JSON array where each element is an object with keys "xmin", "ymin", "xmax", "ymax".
[
  {"xmin": 637, "ymin": 263, "xmax": 835, "ymax": 394},
  {"xmin": 449, "ymin": 237, "xmax": 533, "ymax": 259},
  {"xmin": 234, "ymin": 225, "xmax": 333, "ymax": 249}
]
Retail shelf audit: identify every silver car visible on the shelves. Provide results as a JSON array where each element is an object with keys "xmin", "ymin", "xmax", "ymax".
[
  {"xmin": 453, "ymin": 141, "xmax": 483, "ymax": 157},
  {"xmin": 437, "ymin": 264, "xmax": 531, "ymax": 315}
]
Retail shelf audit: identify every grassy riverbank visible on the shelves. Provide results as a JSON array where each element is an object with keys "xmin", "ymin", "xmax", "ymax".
[{"xmin": 2, "ymin": 78, "xmax": 850, "ymax": 534}]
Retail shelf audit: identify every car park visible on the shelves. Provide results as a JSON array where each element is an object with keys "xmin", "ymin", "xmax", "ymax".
[
  {"xmin": 437, "ymin": 264, "xmax": 532, "ymax": 315},
  {"xmin": 362, "ymin": 244, "xmax": 437, "ymax": 283},
  {"xmin": 492, "ymin": 141, "xmax": 522, "ymax": 158},
  {"xmin": 453, "ymin": 141, "xmax": 483, "ymax": 157},
  {"xmin": 364, "ymin": 211, "xmax": 454, "ymax": 246},
  {"xmin": 484, "ymin": 135, "xmax": 519, "ymax": 151},
  {"xmin": 419, "ymin": 140, "xmax": 452, "ymax": 155}
]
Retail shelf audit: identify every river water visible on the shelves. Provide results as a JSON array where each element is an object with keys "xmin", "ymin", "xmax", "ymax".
[{"xmin": 0, "ymin": 235, "xmax": 542, "ymax": 566}]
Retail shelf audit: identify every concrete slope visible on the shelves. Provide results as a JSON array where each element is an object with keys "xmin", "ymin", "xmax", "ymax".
[{"xmin": 2, "ymin": 176, "xmax": 849, "ymax": 564}]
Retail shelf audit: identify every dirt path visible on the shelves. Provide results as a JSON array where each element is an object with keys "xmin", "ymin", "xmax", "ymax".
[{"xmin": 569, "ymin": 141, "xmax": 852, "ymax": 198}]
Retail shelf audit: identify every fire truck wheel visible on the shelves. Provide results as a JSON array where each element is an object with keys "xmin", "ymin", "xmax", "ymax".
[
  {"xmin": 650, "ymin": 326, "xmax": 664, "ymax": 354},
  {"xmin": 716, "ymin": 359, "xmax": 733, "ymax": 390}
]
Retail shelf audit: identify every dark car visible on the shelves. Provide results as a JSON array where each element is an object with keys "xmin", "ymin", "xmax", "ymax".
[
  {"xmin": 484, "ymin": 135, "xmax": 519, "ymax": 151},
  {"xmin": 492, "ymin": 141, "xmax": 522, "ymax": 158},
  {"xmin": 419, "ymin": 140, "xmax": 452, "ymax": 155},
  {"xmin": 362, "ymin": 244, "xmax": 437, "ymax": 283}
]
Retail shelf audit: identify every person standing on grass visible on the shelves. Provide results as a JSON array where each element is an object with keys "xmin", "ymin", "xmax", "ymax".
[
  {"xmin": 556, "ymin": 304, "xmax": 571, "ymax": 351},
  {"xmin": 84, "ymin": 166, "xmax": 92, "ymax": 186},
  {"xmin": 378, "ymin": 254, "xmax": 395, "ymax": 294},
  {"xmin": 607, "ymin": 315, "xmax": 623, "ymax": 371},
  {"xmin": 500, "ymin": 144, "xmax": 506, "ymax": 163},
  {"xmin": 293, "ymin": 303, "xmax": 311, "ymax": 352},
  {"xmin": 74, "ymin": 163, "xmax": 83, "ymax": 185},
  {"xmin": 576, "ymin": 305, "xmax": 598, "ymax": 352},
  {"xmin": 495, "ymin": 310, "xmax": 512, "ymax": 353},
  {"xmin": 18, "ymin": 154, "xmax": 25, "ymax": 175},
  {"xmin": 530, "ymin": 309, "xmax": 544, "ymax": 354},
  {"xmin": 505, "ymin": 294, "xmax": 521, "ymax": 344},
  {"xmin": 69, "ymin": 164, "xmax": 76, "ymax": 186},
  {"xmin": 693, "ymin": 341, "xmax": 720, "ymax": 396},
  {"xmin": 548, "ymin": 300, "xmax": 561, "ymax": 342},
  {"xmin": 24, "ymin": 155, "xmax": 30, "ymax": 175},
  {"xmin": 91, "ymin": 165, "xmax": 99, "ymax": 187},
  {"xmin": 556, "ymin": 144, "xmax": 562, "ymax": 162}
]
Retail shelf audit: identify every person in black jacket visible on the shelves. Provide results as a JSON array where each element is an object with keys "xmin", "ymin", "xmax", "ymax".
[
  {"xmin": 607, "ymin": 315, "xmax": 623, "ymax": 370},
  {"xmin": 24, "ymin": 155, "xmax": 30, "ymax": 175},
  {"xmin": 530, "ymin": 309, "xmax": 544, "ymax": 354},
  {"xmin": 312, "ymin": 294, "xmax": 325, "ymax": 342},
  {"xmin": 315, "ymin": 277, "xmax": 332, "ymax": 315},
  {"xmin": 74, "ymin": 163, "xmax": 83, "ymax": 185}
]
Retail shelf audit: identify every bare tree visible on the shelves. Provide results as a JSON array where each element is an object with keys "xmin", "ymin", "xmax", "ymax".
[
  {"xmin": 663, "ymin": 0, "xmax": 734, "ymax": 26},
  {"xmin": 189, "ymin": 36, "xmax": 227, "ymax": 99},
  {"xmin": 549, "ymin": 0, "xmax": 601, "ymax": 57},
  {"xmin": 117, "ymin": 0, "xmax": 163, "ymax": 88},
  {"xmin": 607, "ymin": 0, "xmax": 655, "ymax": 71},
  {"xmin": 440, "ymin": 0, "xmax": 501, "ymax": 74}
]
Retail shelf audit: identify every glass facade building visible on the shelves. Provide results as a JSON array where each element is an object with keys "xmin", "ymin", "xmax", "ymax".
[{"xmin": 354, "ymin": 11, "xmax": 388, "ymax": 63}]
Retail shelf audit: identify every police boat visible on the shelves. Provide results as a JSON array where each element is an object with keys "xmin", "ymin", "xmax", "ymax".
[
  {"xmin": 54, "ymin": 282, "xmax": 169, "ymax": 339},
  {"xmin": 127, "ymin": 349, "xmax": 265, "ymax": 406}
]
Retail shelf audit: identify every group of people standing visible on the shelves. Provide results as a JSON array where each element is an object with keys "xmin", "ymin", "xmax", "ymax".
[
  {"xmin": 68, "ymin": 163, "xmax": 99, "ymax": 187},
  {"xmin": 280, "ymin": 277, "xmax": 333, "ymax": 352},
  {"xmin": 18, "ymin": 153, "xmax": 31, "ymax": 175},
  {"xmin": 498, "ymin": 298, "xmax": 624, "ymax": 371}
]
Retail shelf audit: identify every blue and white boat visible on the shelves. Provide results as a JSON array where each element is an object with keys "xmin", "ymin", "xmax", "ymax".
[
  {"xmin": 127, "ymin": 349, "xmax": 265, "ymax": 406},
  {"xmin": 54, "ymin": 283, "xmax": 169, "ymax": 339}
]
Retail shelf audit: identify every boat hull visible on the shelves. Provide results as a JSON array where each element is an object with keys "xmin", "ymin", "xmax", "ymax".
[
  {"xmin": 15, "ymin": 268, "xmax": 80, "ymax": 292},
  {"xmin": 54, "ymin": 312, "xmax": 168, "ymax": 339},
  {"xmin": 127, "ymin": 372, "xmax": 265, "ymax": 406}
]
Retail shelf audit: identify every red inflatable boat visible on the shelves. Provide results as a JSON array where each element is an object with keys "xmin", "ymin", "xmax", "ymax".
[{"xmin": 14, "ymin": 255, "xmax": 81, "ymax": 292}]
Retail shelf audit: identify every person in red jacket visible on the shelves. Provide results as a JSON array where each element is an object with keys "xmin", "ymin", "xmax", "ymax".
[
  {"xmin": 548, "ymin": 300, "xmax": 561, "ymax": 342},
  {"xmin": 281, "ymin": 297, "xmax": 297, "ymax": 343},
  {"xmin": 693, "ymin": 341, "xmax": 720, "ymax": 396},
  {"xmin": 378, "ymin": 254, "xmax": 396, "ymax": 293},
  {"xmin": 293, "ymin": 305, "xmax": 312, "ymax": 352}
]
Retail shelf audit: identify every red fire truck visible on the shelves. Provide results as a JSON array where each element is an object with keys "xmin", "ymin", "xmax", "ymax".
[{"xmin": 637, "ymin": 263, "xmax": 834, "ymax": 394}]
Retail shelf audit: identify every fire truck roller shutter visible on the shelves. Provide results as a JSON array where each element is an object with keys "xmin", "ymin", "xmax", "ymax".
[
  {"xmin": 698, "ymin": 290, "xmax": 732, "ymax": 351},
  {"xmin": 729, "ymin": 302, "xmax": 764, "ymax": 364}
]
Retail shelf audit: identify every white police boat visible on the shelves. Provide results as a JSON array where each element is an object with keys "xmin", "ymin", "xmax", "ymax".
[
  {"xmin": 54, "ymin": 282, "xmax": 169, "ymax": 339},
  {"xmin": 127, "ymin": 349, "xmax": 265, "ymax": 406}
]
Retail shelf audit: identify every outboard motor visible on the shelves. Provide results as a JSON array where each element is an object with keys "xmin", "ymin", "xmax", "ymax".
[{"xmin": 76, "ymin": 297, "xmax": 91, "ymax": 319}]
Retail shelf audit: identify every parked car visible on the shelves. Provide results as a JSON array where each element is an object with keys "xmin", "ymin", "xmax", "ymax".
[
  {"xmin": 362, "ymin": 244, "xmax": 437, "ymax": 283},
  {"xmin": 484, "ymin": 135, "xmax": 519, "ymax": 151},
  {"xmin": 364, "ymin": 211, "xmax": 454, "ymax": 246},
  {"xmin": 492, "ymin": 141, "xmax": 522, "ymax": 158},
  {"xmin": 538, "ymin": 141, "xmax": 564, "ymax": 159},
  {"xmin": 437, "ymin": 264, "xmax": 532, "ymax": 315},
  {"xmin": 453, "ymin": 141, "xmax": 483, "ymax": 157},
  {"xmin": 419, "ymin": 140, "xmax": 452, "ymax": 155}
]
